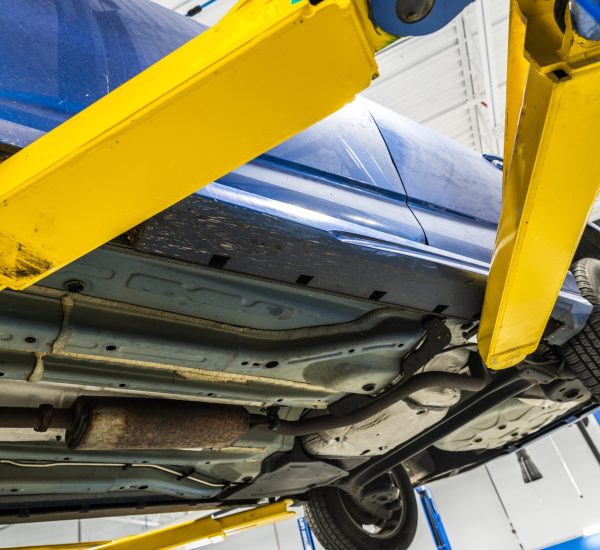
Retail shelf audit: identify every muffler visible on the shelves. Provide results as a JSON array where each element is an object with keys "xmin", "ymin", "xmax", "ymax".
[{"xmin": 0, "ymin": 397, "xmax": 249, "ymax": 451}]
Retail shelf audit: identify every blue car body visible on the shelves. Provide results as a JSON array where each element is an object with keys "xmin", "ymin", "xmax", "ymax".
[{"xmin": 0, "ymin": 0, "xmax": 590, "ymax": 337}]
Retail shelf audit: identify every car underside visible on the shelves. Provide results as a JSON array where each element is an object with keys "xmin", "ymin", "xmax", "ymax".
[
  {"xmin": 0, "ymin": 200, "xmax": 597, "ymax": 526},
  {"xmin": 2, "ymin": 1, "xmax": 600, "ymax": 548}
]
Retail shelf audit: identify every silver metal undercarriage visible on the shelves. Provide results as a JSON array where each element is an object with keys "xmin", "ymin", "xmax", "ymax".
[{"xmin": 0, "ymin": 244, "xmax": 591, "ymax": 520}]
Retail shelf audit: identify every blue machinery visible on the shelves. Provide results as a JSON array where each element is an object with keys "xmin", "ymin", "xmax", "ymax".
[
  {"xmin": 417, "ymin": 487, "xmax": 453, "ymax": 550},
  {"xmin": 297, "ymin": 517, "xmax": 317, "ymax": 550}
]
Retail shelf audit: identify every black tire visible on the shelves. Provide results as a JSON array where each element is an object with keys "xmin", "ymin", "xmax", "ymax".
[
  {"xmin": 562, "ymin": 258, "xmax": 600, "ymax": 398},
  {"xmin": 304, "ymin": 468, "xmax": 418, "ymax": 550}
]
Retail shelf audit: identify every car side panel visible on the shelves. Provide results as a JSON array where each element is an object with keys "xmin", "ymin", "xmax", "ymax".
[
  {"xmin": 368, "ymin": 100, "xmax": 502, "ymax": 263},
  {"xmin": 203, "ymin": 99, "xmax": 426, "ymax": 245}
]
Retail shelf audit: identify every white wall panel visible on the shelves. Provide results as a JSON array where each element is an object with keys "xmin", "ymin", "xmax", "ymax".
[
  {"xmin": 428, "ymin": 418, "xmax": 600, "ymax": 550},
  {"xmin": 427, "ymin": 467, "xmax": 522, "ymax": 550}
]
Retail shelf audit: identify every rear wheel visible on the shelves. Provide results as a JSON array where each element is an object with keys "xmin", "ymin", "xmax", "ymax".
[
  {"xmin": 304, "ymin": 467, "xmax": 418, "ymax": 550},
  {"xmin": 562, "ymin": 258, "xmax": 600, "ymax": 398}
]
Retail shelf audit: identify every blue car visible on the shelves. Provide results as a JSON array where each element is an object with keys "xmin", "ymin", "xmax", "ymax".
[{"xmin": 1, "ymin": 1, "xmax": 599, "ymax": 548}]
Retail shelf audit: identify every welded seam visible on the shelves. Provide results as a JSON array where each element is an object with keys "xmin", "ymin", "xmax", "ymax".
[
  {"xmin": 52, "ymin": 294, "xmax": 75, "ymax": 354},
  {"xmin": 27, "ymin": 293, "xmax": 75, "ymax": 383},
  {"xmin": 27, "ymin": 284, "xmax": 402, "ymax": 338},
  {"xmin": 27, "ymin": 352, "xmax": 45, "ymax": 383},
  {"xmin": 53, "ymin": 350, "xmax": 332, "ymax": 393}
]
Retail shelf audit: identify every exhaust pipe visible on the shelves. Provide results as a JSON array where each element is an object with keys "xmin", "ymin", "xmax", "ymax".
[{"xmin": 0, "ymin": 398, "xmax": 249, "ymax": 451}]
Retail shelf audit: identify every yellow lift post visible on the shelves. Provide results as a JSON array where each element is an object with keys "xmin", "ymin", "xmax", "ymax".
[
  {"xmin": 4, "ymin": 500, "xmax": 295, "ymax": 550},
  {"xmin": 478, "ymin": 0, "xmax": 600, "ymax": 369},
  {"xmin": 0, "ymin": 0, "xmax": 391, "ymax": 291}
]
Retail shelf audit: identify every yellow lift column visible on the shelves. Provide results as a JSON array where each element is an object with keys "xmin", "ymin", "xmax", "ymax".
[
  {"xmin": 478, "ymin": 0, "xmax": 600, "ymax": 369},
  {"xmin": 0, "ymin": 0, "xmax": 391, "ymax": 291},
  {"xmin": 4, "ymin": 500, "xmax": 295, "ymax": 550}
]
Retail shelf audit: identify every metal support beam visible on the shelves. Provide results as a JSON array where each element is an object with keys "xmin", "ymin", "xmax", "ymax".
[
  {"xmin": 340, "ymin": 372, "xmax": 533, "ymax": 494},
  {"xmin": 0, "ymin": 0, "xmax": 391, "ymax": 291},
  {"xmin": 478, "ymin": 0, "xmax": 600, "ymax": 369}
]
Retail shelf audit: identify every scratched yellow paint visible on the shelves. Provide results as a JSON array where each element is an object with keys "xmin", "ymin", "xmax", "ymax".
[{"xmin": 479, "ymin": 0, "xmax": 600, "ymax": 368}]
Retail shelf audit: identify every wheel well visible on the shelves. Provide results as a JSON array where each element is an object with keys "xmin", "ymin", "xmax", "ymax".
[{"xmin": 574, "ymin": 222, "xmax": 600, "ymax": 263}]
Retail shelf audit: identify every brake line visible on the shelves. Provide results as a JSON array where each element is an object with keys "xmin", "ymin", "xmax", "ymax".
[{"xmin": 0, "ymin": 459, "xmax": 225, "ymax": 488}]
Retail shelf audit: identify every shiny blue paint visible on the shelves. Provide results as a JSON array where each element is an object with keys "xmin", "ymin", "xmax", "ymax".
[
  {"xmin": 369, "ymin": 101, "xmax": 502, "ymax": 263},
  {"xmin": 198, "ymin": 0, "xmax": 220, "ymax": 10},
  {"xmin": 545, "ymin": 534, "xmax": 600, "ymax": 549},
  {"xmin": 369, "ymin": 0, "xmax": 475, "ymax": 36},
  {"xmin": 0, "ymin": 0, "xmax": 591, "ymax": 336},
  {"xmin": 267, "ymin": 99, "xmax": 405, "ymax": 193},
  {"xmin": 0, "ymin": 0, "xmax": 205, "ymax": 132},
  {"xmin": 482, "ymin": 154, "xmax": 504, "ymax": 170},
  {"xmin": 572, "ymin": 0, "xmax": 600, "ymax": 40},
  {"xmin": 206, "ymin": 98, "xmax": 426, "ymax": 246}
]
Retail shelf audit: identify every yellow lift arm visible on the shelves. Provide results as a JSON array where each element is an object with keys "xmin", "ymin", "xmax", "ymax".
[
  {"xmin": 4, "ymin": 500, "xmax": 295, "ymax": 550},
  {"xmin": 0, "ymin": 0, "xmax": 391, "ymax": 291},
  {"xmin": 1, "ymin": 0, "xmax": 598, "ymax": 368},
  {"xmin": 3, "ymin": 545, "xmax": 108, "ymax": 550},
  {"xmin": 478, "ymin": 0, "xmax": 600, "ymax": 369}
]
